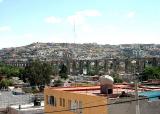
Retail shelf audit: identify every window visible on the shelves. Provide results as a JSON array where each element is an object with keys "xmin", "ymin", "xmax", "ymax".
[
  {"xmin": 54, "ymin": 97, "xmax": 57, "ymax": 106},
  {"xmin": 70, "ymin": 100, "xmax": 83, "ymax": 114},
  {"xmin": 71, "ymin": 100, "xmax": 77, "ymax": 112},
  {"xmin": 48, "ymin": 96, "xmax": 57, "ymax": 106},
  {"xmin": 46, "ymin": 95, "xmax": 49, "ymax": 104},
  {"xmin": 63, "ymin": 98, "xmax": 65, "ymax": 107},
  {"xmin": 68, "ymin": 100, "xmax": 71, "ymax": 110},
  {"xmin": 60, "ymin": 98, "xmax": 65, "ymax": 107},
  {"xmin": 60, "ymin": 98, "xmax": 62, "ymax": 106}
]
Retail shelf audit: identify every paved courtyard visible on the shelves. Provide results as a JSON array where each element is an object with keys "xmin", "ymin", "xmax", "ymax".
[{"xmin": 0, "ymin": 91, "xmax": 34, "ymax": 108}]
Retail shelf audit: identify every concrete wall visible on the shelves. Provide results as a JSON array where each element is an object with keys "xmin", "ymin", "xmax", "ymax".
[
  {"xmin": 140, "ymin": 100, "xmax": 160, "ymax": 114},
  {"xmin": 108, "ymin": 98, "xmax": 160, "ymax": 114},
  {"xmin": 7, "ymin": 107, "xmax": 44, "ymax": 114},
  {"xmin": 0, "ymin": 108, "xmax": 6, "ymax": 114}
]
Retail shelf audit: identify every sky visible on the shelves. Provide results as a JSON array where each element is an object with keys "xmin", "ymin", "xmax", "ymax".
[{"xmin": 0, "ymin": 0, "xmax": 160, "ymax": 49}]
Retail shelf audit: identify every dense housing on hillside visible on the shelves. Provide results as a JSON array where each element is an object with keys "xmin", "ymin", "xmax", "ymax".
[{"xmin": 1, "ymin": 43, "xmax": 160, "ymax": 63}]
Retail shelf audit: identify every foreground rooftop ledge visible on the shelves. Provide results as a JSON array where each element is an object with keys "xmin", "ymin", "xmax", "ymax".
[
  {"xmin": 45, "ymin": 84, "xmax": 134, "ymax": 91},
  {"xmin": 45, "ymin": 83, "xmax": 160, "ymax": 91},
  {"xmin": 9, "ymin": 102, "xmax": 44, "ymax": 111},
  {"xmin": 45, "ymin": 86, "xmax": 137, "ymax": 98}
]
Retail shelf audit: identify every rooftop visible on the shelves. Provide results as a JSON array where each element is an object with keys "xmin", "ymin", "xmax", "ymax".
[
  {"xmin": 47, "ymin": 84, "xmax": 136, "ymax": 98},
  {"xmin": 47, "ymin": 84, "xmax": 160, "ymax": 98},
  {"xmin": 7, "ymin": 102, "xmax": 44, "ymax": 114},
  {"xmin": 0, "ymin": 91, "xmax": 34, "ymax": 108},
  {"xmin": 10, "ymin": 101, "xmax": 44, "ymax": 111}
]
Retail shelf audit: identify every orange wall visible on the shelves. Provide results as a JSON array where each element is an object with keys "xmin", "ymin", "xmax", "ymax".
[{"xmin": 44, "ymin": 88, "xmax": 108, "ymax": 114}]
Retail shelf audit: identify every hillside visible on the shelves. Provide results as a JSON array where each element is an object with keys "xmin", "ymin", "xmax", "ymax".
[{"xmin": 0, "ymin": 43, "xmax": 160, "ymax": 62}]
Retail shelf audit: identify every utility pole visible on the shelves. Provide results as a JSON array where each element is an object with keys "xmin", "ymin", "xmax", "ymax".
[
  {"xmin": 131, "ymin": 60, "xmax": 140, "ymax": 114},
  {"xmin": 135, "ymin": 78, "xmax": 140, "ymax": 114}
]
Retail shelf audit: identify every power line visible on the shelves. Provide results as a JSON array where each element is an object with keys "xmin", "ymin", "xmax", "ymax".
[
  {"xmin": 75, "ymin": 93, "xmax": 123, "ymax": 106},
  {"xmin": 44, "ymin": 95, "xmax": 160, "ymax": 114},
  {"xmin": 1, "ymin": 95, "xmax": 159, "ymax": 114}
]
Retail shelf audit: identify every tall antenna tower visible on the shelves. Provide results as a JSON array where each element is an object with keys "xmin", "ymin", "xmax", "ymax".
[
  {"xmin": 73, "ymin": 18, "xmax": 76, "ymax": 44},
  {"xmin": 73, "ymin": 18, "xmax": 78, "ymax": 53},
  {"xmin": 73, "ymin": 18, "xmax": 78, "ymax": 86}
]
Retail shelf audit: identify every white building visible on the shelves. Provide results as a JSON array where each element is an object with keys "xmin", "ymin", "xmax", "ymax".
[{"xmin": 7, "ymin": 102, "xmax": 44, "ymax": 114}]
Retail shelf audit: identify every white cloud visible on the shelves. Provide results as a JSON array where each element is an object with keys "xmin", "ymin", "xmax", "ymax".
[
  {"xmin": 45, "ymin": 16, "xmax": 61, "ymax": 24},
  {"xmin": 67, "ymin": 9, "xmax": 101, "ymax": 34},
  {"xmin": 0, "ymin": 26, "xmax": 11, "ymax": 32},
  {"xmin": 67, "ymin": 14, "xmax": 85, "ymax": 25},
  {"xmin": 127, "ymin": 11, "xmax": 135, "ymax": 18},
  {"xmin": 67, "ymin": 9, "xmax": 101, "ymax": 25}
]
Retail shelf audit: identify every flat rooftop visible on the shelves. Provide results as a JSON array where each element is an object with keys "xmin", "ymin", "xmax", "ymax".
[
  {"xmin": 10, "ymin": 101, "xmax": 44, "ymax": 111},
  {"xmin": 47, "ymin": 84, "xmax": 160, "ymax": 98},
  {"xmin": 53, "ymin": 84, "xmax": 132, "ymax": 90},
  {"xmin": 47, "ymin": 84, "xmax": 136, "ymax": 97},
  {"xmin": 0, "ymin": 91, "xmax": 34, "ymax": 108}
]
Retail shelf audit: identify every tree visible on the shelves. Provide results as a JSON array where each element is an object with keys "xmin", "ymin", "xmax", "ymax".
[
  {"xmin": 141, "ymin": 66, "xmax": 160, "ymax": 81},
  {"xmin": 52, "ymin": 64, "xmax": 59, "ymax": 76},
  {"xmin": 59, "ymin": 64, "xmax": 68, "ymax": 79},
  {"xmin": 86, "ymin": 65, "xmax": 101, "ymax": 76},
  {"xmin": 114, "ymin": 77, "xmax": 123, "ymax": 83},
  {"xmin": 0, "ymin": 79, "xmax": 13, "ymax": 89},
  {"xmin": 87, "ymin": 68, "xmax": 96, "ymax": 76},
  {"xmin": 54, "ymin": 80, "xmax": 63, "ymax": 87},
  {"xmin": 42, "ymin": 62, "xmax": 53, "ymax": 84},
  {"xmin": 18, "ymin": 68, "xmax": 26, "ymax": 82},
  {"xmin": 23, "ymin": 60, "xmax": 52, "ymax": 86},
  {"xmin": 0, "ymin": 63, "xmax": 22, "ymax": 78},
  {"xmin": 111, "ymin": 73, "xmax": 123, "ymax": 83}
]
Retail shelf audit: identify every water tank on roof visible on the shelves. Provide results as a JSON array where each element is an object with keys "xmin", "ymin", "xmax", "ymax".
[
  {"xmin": 99, "ymin": 75, "xmax": 114, "ymax": 94},
  {"xmin": 99, "ymin": 75, "xmax": 114, "ymax": 85}
]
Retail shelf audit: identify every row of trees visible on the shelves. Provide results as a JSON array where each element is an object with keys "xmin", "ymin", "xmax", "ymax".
[
  {"xmin": 1, "ymin": 60, "xmax": 160, "ymax": 87},
  {"xmin": 0, "ymin": 63, "xmax": 23, "ymax": 78},
  {"xmin": 0, "ymin": 60, "xmax": 68, "ymax": 87},
  {"xmin": 111, "ymin": 66, "xmax": 160, "ymax": 82}
]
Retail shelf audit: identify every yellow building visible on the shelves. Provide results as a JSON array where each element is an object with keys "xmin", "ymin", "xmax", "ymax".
[
  {"xmin": 44, "ymin": 83, "xmax": 160, "ymax": 114},
  {"xmin": 44, "ymin": 86, "xmax": 108, "ymax": 114}
]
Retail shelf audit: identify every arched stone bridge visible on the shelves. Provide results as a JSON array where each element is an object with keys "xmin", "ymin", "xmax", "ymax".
[{"xmin": 5, "ymin": 57, "xmax": 160, "ymax": 76}]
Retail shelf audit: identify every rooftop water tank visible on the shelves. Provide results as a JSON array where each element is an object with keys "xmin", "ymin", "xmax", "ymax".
[
  {"xmin": 99, "ymin": 75, "xmax": 114, "ymax": 94},
  {"xmin": 99, "ymin": 75, "xmax": 114, "ymax": 85}
]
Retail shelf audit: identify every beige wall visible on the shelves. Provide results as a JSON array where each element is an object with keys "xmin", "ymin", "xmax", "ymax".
[
  {"xmin": 44, "ymin": 88, "xmax": 108, "ymax": 114},
  {"xmin": 7, "ymin": 107, "xmax": 44, "ymax": 114},
  {"xmin": 108, "ymin": 98, "xmax": 160, "ymax": 114}
]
